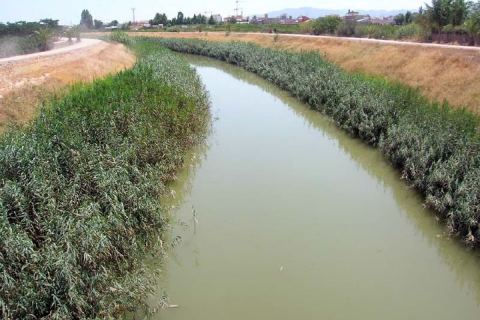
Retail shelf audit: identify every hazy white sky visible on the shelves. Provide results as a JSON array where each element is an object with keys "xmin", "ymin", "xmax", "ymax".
[{"xmin": 0, "ymin": 0, "xmax": 425, "ymax": 24}]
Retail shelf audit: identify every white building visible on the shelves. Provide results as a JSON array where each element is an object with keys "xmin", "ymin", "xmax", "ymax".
[{"xmin": 212, "ymin": 14, "xmax": 223, "ymax": 23}]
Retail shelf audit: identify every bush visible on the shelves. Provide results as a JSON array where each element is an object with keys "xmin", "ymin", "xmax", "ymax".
[
  {"xmin": 312, "ymin": 16, "xmax": 342, "ymax": 35},
  {"xmin": 336, "ymin": 21, "xmax": 356, "ymax": 36},
  {"xmin": 156, "ymin": 38, "xmax": 480, "ymax": 247},
  {"xmin": 109, "ymin": 30, "xmax": 131, "ymax": 45},
  {"xmin": 0, "ymin": 40, "xmax": 210, "ymax": 319},
  {"xmin": 355, "ymin": 24, "xmax": 396, "ymax": 39},
  {"xmin": 395, "ymin": 23, "xmax": 425, "ymax": 40}
]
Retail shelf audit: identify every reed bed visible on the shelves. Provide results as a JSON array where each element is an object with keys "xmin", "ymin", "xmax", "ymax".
[
  {"xmin": 0, "ymin": 40, "xmax": 209, "ymax": 319},
  {"xmin": 156, "ymin": 38, "xmax": 480, "ymax": 247}
]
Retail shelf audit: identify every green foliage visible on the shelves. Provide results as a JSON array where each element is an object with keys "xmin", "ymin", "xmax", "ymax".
[
  {"xmin": 0, "ymin": 39, "xmax": 210, "ymax": 319},
  {"xmin": 94, "ymin": 19, "xmax": 104, "ymax": 29},
  {"xmin": 395, "ymin": 23, "xmax": 426, "ymax": 40},
  {"xmin": 34, "ymin": 28, "xmax": 53, "ymax": 51},
  {"xmin": 336, "ymin": 21, "xmax": 356, "ymax": 36},
  {"xmin": 0, "ymin": 20, "xmax": 58, "ymax": 37},
  {"xmin": 150, "ymin": 13, "xmax": 168, "ymax": 26},
  {"xmin": 109, "ymin": 30, "xmax": 132, "ymax": 45},
  {"xmin": 312, "ymin": 15, "xmax": 342, "ymax": 35},
  {"xmin": 80, "ymin": 9, "xmax": 94, "ymax": 29},
  {"xmin": 158, "ymin": 38, "xmax": 480, "ymax": 247},
  {"xmin": 465, "ymin": 1, "xmax": 480, "ymax": 39},
  {"xmin": 0, "ymin": 19, "xmax": 61, "ymax": 58},
  {"xmin": 355, "ymin": 24, "xmax": 396, "ymax": 39},
  {"xmin": 349, "ymin": 23, "xmax": 425, "ymax": 40},
  {"xmin": 208, "ymin": 15, "xmax": 216, "ymax": 25},
  {"xmin": 426, "ymin": 0, "xmax": 468, "ymax": 30}
]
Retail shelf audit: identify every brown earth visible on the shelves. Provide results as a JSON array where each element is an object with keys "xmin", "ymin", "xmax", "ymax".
[
  {"xmin": 0, "ymin": 40, "xmax": 135, "ymax": 131},
  {"xmin": 126, "ymin": 31, "xmax": 480, "ymax": 114}
]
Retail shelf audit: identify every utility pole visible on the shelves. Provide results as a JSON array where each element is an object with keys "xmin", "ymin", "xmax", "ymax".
[
  {"xmin": 234, "ymin": 0, "xmax": 239, "ymax": 16},
  {"xmin": 131, "ymin": 8, "xmax": 136, "ymax": 24},
  {"xmin": 234, "ymin": 0, "xmax": 244, "ymax": 18}
]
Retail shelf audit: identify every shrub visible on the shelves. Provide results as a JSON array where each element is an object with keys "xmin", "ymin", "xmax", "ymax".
[
  {"xmin": 156, "ymin": 38, "xmax": 480, "ymax": 247},
  {"xmin": 355, "ymin": 24, "xmax": 396, "ymax": 39},
  {"xmin": 395, "ymin": 23, "xmax": 425, "ymax": 40},
  {"xmin": 109, "ymin": 30, "xmax": 131, "ymax": 45},
  {"xmin": 312, "ymin": 16, "xmax": 343, "ymax": 35},
  {"xmin": 336, "ymin": 21, "xmax": 356, "ymax": 36},
  {"xmin": 0, "ymin": 40, "xmax": 210, "ymax": 319}
]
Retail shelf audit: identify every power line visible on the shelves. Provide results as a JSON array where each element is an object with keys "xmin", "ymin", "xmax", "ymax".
[{"xmin": 131, "ymin": 8, "xmax": 136, "ymax": 23}]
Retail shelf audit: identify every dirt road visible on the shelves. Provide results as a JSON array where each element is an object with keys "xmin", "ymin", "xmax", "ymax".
[
  {"xmin": 0, "ymin": 39, "xmax": 135, "ymax": 130},
  {"xmin": 235, "ymin": 32, "xmax": 480, "ymax": 51}
]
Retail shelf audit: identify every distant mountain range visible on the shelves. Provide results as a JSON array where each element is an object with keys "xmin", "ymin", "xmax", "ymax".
[{"xmin": 265, "ymin": 7, "xmax": 414, "ymax": 18}]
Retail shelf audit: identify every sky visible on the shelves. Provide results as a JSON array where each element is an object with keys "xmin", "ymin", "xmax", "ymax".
[{"xmin": 0, "ymin": 0, "xmax": 425, "ymax": 25}]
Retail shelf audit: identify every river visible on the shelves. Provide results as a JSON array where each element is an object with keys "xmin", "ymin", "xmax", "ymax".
[{"xmin": 140, "ymin": 55, "xmax": 480, "ymax": 320}]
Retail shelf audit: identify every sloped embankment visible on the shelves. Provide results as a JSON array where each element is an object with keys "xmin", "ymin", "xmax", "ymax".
[
  {"xmin": 0, "ymin": 41, "xmax": 135, "ymax": 131},
  {"xmin": 0, "ymin": 41, "xmax": 210, "ymax": 319}
]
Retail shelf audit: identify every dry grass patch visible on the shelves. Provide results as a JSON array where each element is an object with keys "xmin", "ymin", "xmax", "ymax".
[{"xmin": 0, "ymin": 41, "xmax": 135, "ymax": 130}]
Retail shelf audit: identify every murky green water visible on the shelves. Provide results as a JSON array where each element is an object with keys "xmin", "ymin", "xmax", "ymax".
[{"xmin": 144, "ymin": 55, "xmax": 480, "ymax": 320}]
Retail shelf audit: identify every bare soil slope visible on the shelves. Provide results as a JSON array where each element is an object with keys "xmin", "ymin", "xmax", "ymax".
[
  {"xmin": 0, "ymin": 40, "xmax": 135, "ymax": 130},
  {"xmin": 130, "ymin": 32, "xmax": 480, "ymax": 113}
]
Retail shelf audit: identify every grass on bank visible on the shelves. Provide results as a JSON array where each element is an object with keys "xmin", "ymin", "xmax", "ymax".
[
  {"xmin": 156, "ymin": 38, "xmax": 480, "ymax": 246},
  {"xmin": 0, "ymin": 39, "xmax": 209, "ymax": 319}
]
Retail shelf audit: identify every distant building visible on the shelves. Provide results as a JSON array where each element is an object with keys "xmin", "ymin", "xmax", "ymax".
[
  {"xmin": 130, "ymin": 20, "xmax": 151, "ymax": 30},
  {"xmin": 370, "ymin": 17, "xmax": 395, "ymax": 25},
  {"xmin": 344, "ymin": 10, "xmax": 371, "ymax": 24},
  {"xmin": 297, "ymin": 16, "xmax": 311, "ymax": 23},
  {"xmin": 250, "ymin": 14, "xmax": 305, "ymax": 25},
  {"xmin": 212, "ymin": 14, "xmax": 223, "ymax": 23},
  {"xmin": 226, "ymin": 15, "xmax": 249, "ymax": 23}
]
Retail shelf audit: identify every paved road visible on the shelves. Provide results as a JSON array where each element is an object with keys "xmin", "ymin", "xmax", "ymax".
[{"xmin": 0, "ymin": 38, "xmax": 103, "ymax": 64}]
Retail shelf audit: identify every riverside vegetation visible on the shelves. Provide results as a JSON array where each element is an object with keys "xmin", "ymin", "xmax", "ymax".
[
  {"xmin": 0, "ymin": 38, "xmax": 210, "ymax": 319},
  {"xmin": 155, "ymin": 38, "xmax": 480, "ymax": 246}
]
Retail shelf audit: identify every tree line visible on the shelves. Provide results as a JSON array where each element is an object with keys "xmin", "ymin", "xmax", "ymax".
[
  {"xmin": 150, "ymin": 12, "xmax": 218, "ymax": 26},
  {"xmin": 309, "ymin": 0, "xmax": 480, "ymax": 44}
]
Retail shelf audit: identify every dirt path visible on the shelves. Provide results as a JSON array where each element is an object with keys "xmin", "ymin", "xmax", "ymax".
[
  {"xmin": 127, "ymin": 31, "xmax": 480, "ymax": 113},
  {"xmin": 0, "ymin": 38, "xmax": 103, "ymax": 64},
  {"xmin": 236, "ymin": 32, "xmax": 480, "ymax": 51},
  {"xmin": 0, "ymin": 39, "xmax": 135, "ymax": 131}
]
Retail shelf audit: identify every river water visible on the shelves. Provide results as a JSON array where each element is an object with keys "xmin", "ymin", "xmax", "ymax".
[{"xmin": 142, "ymin": 55, "xmax": 480, "ymax": 320}]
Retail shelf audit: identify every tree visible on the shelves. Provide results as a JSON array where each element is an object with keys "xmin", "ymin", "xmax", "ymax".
[
  {"xmin": 94, "ymin": 19, "xmax": 104, "ymax": 29},
  {"xmin": 394, "ymin": 13, "xmax": 406, "ymax": 25},
  {"xmin": 150, "ymin": 13, "xmax": 168, "ymax": 26},
  {"xmin": 177, "ymin": 12, "xmax": 184, "ymax": 25},
  {"xmin": 451, "ymin": 0, "xmax": 468, "ymax": 25},
  {"xmin": 80, "ymin": 9, "xmax": 94, "ymax": 29},
  {"xmin": 426, "ymin": 0, "xmax": 451, "ymax": 28},
  {"xmin": 426, "ymin": 0, "xmax": 468, "ymax": 29},
  {"xmin": 465, "ymin": 1, "xmax": 480, "ymax": 43},
  {"xmin": 312, "ymin": 15, "xmax": 342, "ymax": 35},
  {"xmin": 35, "ymin": 28, "xmax": 53, "ymax": 51},
  {"xmin": 208, "ymin": 15, "xmax": 215, "ymax": 25},
  {"xmin": 405, "ymin": 11, "xmax": 413, "ymax": 24},
  {"xmin": 40, "ymin": 19, "xmax": 59, "ymax": 29},
  {"xmin": 107, "ymin": 20, "xmax": 119, "ymax": 27}
]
